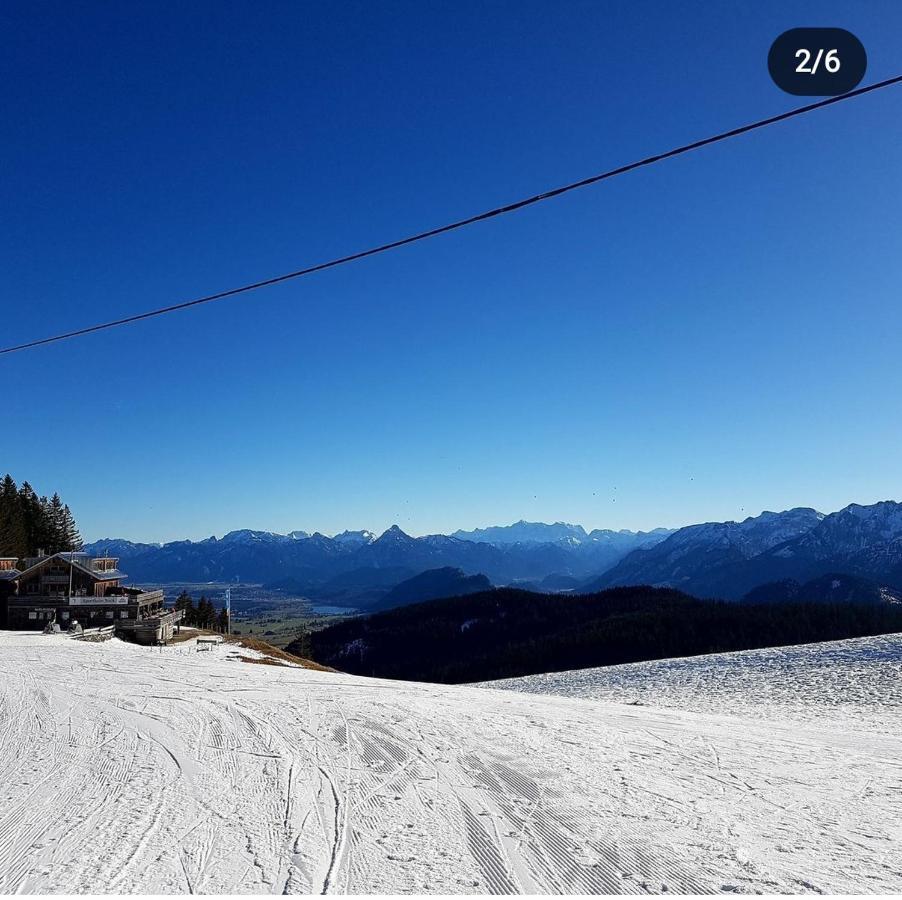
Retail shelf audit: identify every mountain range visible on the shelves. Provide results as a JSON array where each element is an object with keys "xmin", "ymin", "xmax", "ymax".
[
  {"xmin": 83, "ymin": 499, "xmax": 902, "ymax": 608},
  {"xmin": 83, "ymin": 522, "xmax": 673, "ymax": 600},
  {"xmin": 591, "ymin": 501, "xmax": 902, "ymax": 599},
  {"xmin": 451, "ymin": 520, "xmax": 671, "ymax": 546}
]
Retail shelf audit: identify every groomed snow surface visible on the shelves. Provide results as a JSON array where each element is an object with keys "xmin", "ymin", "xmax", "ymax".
[{"xmin": 0, "ymin": 633, "xmax": 900, "ymax": 894}]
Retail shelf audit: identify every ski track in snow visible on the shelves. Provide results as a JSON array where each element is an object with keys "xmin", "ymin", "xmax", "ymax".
[{"xmin": 0, "ymin": 633, "xmax": 900, "ymax": 894}]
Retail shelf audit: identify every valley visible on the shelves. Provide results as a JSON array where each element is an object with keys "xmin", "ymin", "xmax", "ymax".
[{"xmin": 142, "ymin": 583, "xmax": 356, "ymax": 649}]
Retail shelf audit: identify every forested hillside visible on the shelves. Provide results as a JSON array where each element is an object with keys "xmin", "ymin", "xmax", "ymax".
[
  {"xmin": 370, "ymin": 567, "xmax": 492, "ymax": 611},
  {"xmin": 303, "ymin": 586, "xmax": 902, "ymax": 683},
  {"xmin": 0, "ymin": 474, "xmax": 82, "ymax": 560}
]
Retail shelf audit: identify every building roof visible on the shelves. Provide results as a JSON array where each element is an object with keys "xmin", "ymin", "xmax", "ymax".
[
  {"xmin": 16, "ymin": 552, "xmax": 128, "ymax": 583},
  {"xmin": 0, "ymin": 570, "xmax": 20, "ymax": 581}
]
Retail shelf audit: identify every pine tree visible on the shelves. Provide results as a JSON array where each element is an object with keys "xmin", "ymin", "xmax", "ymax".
[
  {"xmin": 0, "ymin": 475, "xmax": 26, "ymax": 559},
  {"xmin": 47, "ymin": 494, "xmax": 66, "ymax": 553},
  {"xmin": 38, "ymin": 496, "xmax": 55, "ymax": 551},
  {"xmin": 174, "ymin": 591, "xmax": 196, "ymax": 626},
  {"xmin": 19, "ymin": 482, "xmax": 46, "ymax": 555},
  {"xmin": 197, "ymin": 596, "xmax": 215, "ymax": 630},
  {"xmin": 292, "ymin": 626, "xmax": 312, "ymax": 658},
  {"xmin": 61, "ymin": 505, "xmax": 83, "ymax": 551},
  {"xmin": 216, "ymin": 608, "xmax": 229, "ymax": 634},
  {"xmin": 0, "ymin": 476, "xmax": 83, "ymax": 560}
]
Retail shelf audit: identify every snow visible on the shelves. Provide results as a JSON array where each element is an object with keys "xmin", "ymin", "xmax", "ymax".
[
  {"xmin": 1, "ymin": 633, "xmax": 900, "ymax": 894},
  {"xmin": 481, "ymin": 633, "xmax": 902, "ymax": 735}
]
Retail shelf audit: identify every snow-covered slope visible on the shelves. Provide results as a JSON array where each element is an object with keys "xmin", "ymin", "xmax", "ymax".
[
  {"xmin": 482, "ymin": 633, "xmax": 902, "ymax": 734},
  {"xmin": 1, "ymin": 632, "xmax": 900, "ymax": 894}
]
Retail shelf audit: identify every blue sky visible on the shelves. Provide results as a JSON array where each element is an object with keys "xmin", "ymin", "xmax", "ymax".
[{"xmin": 2, "ymin": 0, "xmax": 901, "ymax": 543}]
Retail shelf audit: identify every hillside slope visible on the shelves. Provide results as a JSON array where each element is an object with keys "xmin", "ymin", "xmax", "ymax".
[
  {"xmin": 589, "ymin": 501, "xmax": 902, "ymax": 599},
  {"xmin": 370, "ymin": 567, "xmax": 492, "ymax": 611},
  {"xmin": 481, "ymin": 632, "xmax": 902, "ymax": 734},
  {"xmin": 0, "ymin": 632, "xmax": 898, "ymax": 893},
  {"xmin": 741, "ymin": 572, "xmax": 902, "ymax": 606},
  {"xmin": 302, "ymin": 585, "xmax": 902, "ymax": 683},
  {"xmin": 587, "ymin": 507, "xmax": 824, "ymax": 597}
]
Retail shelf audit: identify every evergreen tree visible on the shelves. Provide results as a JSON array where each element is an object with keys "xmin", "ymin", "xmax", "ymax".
[
  {"xmin": 291, "ymin": 626, "xmax": 312, "ymax": 658},
  {"xmin": 0, "ymin": 475, "xmax": 26, "ymax": 559},
  {"xmin": 47, "ymin": 494, "xmax": 66, "ymax": 553},
  {"xmin": 216, "ymin": 608, "xmax": 230, "ymax": 634},
  {"xmin": 174, "ymin": 591, "xmax": 196, "ymax": 626},
  {"xmin": 0, "ymin": 475, "xmax": 83, "ymax": 560},
  {"xmin": 197, "ymin": 596, "xmax": 216, "ymax": 630},
  {"xmin": 19, "ymin": 482, "xmax": 46, "ymax": 555},
  {"xmin": 61, "ymin": 505, "xmax": 83, "ymax": 551}
]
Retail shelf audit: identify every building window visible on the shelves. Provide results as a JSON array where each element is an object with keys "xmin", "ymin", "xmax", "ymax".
[
  {"xmin": 28, "ymin": 611, "xmax": 37, "ymax": 620},
  {"xmin": 105, "ymin": 611, "xmax": 114, "ymax": 620},
  {"xmin": 61, "ymin": 611, "xmax": 70, "ymax": 620}
]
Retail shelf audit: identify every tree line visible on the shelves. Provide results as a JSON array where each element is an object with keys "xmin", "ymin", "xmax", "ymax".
[
  {"xmin": 302, "ymin": 585, "xmax": 902, "ymax": 683},
  {"xmin": 174, "ymin": 591, "xmax": 230, "ymax": 632},
  {"xmin": 0, "ymin": 474, "xmax": 82, "ymax": 561}
]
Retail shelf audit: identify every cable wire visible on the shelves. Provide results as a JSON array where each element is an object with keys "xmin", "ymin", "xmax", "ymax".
[{"xmin": 3, "ymin": 74, "xmax": 901, "ymax": 356}]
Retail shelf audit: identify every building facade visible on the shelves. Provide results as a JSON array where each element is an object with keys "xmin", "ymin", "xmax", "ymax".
[
  {"xmin": 3, "ymin": 552, "xmax": 165, "ymax": 630},
  {"xmin": 0, "ymin": 559, "xmax": 21, "ymax": 628}
]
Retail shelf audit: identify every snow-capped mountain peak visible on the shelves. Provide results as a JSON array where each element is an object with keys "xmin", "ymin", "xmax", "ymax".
[
  {"xmin": 452, "ymin": 520, "xmax": 589, "ymax": 545},
  {"xmin": 332, "ymin": 530, "xmax": 376, "ymax": 545}
]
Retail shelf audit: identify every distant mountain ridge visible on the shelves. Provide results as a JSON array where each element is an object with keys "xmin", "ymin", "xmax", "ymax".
[
  {"xmin": 590, "ymin": 501, "xmax": 902, "ymax": 599},
  {"xmin": 453, "ymin": 520, "xmax": 673, "ymax": 549},
  {"xmin": 81, "ymin": 521, "xmax": 672, "ymax": 592},
  {"xmin": 83, "ymin": 501, "xmax": 902, "ymax": 606},
  {"xmin": 587, "ymin": 507, "xmax": 824, "ymax": 596}
]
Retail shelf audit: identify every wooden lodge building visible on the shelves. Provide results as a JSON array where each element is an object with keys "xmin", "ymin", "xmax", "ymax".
[{"xmin": 0, "ymin": 551, "xmax": 165, "ymax": 631}]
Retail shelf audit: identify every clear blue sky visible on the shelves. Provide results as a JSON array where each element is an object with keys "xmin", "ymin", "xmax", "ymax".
[{"xmin": 2, "ymin": 0, "xmax": 901, "ymax": 543}]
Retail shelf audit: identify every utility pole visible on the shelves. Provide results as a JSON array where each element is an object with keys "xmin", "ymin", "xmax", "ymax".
[{"xmin": 224, "ymin": 587, "xmax": 231, "ymax": 636}]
